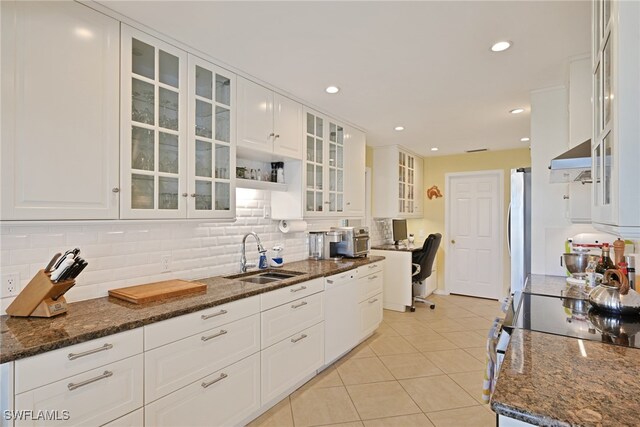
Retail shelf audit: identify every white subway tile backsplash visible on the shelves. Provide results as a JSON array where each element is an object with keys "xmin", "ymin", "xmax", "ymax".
[{"xmin": 0, "ymin": 190, "xmax": 361, "ymax": 304}]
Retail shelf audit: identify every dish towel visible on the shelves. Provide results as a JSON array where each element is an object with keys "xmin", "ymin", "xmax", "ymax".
[{"xmin": 482, "ymin": 318, "xmax": 501, "ymax": 403}]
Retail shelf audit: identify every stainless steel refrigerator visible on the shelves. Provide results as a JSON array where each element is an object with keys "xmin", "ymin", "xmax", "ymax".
[{"xmin": 509, "ymin": 168, "xmax": 531, "ymax": 293}]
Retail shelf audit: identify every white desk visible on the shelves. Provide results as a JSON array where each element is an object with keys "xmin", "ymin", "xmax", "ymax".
[{"xmin": 370, "ymin": 243, "xmax": 437, "ymax": 312}]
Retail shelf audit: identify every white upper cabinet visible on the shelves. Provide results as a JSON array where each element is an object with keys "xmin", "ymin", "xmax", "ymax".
[
  {"xmin": 121, "ymin": 25, "xmax": 188, "ymax": 219},
  {"xmin": 237, "ymin": 77, "xmax": 303, "ymax": 160},
  {"xmin": 591, "ymin": 0, "xmax": 640, "ymax": 237},
  {"xmin": 373, "ymin": 146, "xmax": 423, "ymax": 219},
  {"xmin": 121, "ymin": 28, "xmax": 236, "ymax": 219},
  {"xmin": 1, "ymin": 1, "xmax": 120, "ymax": 220},
  {"xmin": 344, "ymin": 127, "xmax": 366, "ymax": 217},
  {"xmin": 187, "ymin": 54, "xmax": 236, "ymax": 219}
]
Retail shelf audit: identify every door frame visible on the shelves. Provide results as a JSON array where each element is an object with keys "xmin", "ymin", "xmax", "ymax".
[{"xmin": 444, "ymin": 170, "xmax": 505, "ymax": 299}]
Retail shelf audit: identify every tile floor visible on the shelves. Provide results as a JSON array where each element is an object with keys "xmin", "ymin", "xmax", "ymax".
[{"xmin": 248, "ymin": 294, "xmax": 501, "ymax": 427}]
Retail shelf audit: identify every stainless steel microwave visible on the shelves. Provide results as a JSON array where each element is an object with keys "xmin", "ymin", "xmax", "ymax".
[{"xmin": 332, "ymin": 226, "xmax": 370, "ymax": 257}]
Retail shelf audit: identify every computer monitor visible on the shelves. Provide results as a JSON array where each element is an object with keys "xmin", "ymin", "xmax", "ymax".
[{"xmin": 392, "ymin": 219, "xmax": 408, "ymax": 245}]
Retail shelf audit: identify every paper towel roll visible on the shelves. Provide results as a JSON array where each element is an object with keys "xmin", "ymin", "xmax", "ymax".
[{"xmin": 279, "ymin": 220, "xmax": 307, "ymax": 233}]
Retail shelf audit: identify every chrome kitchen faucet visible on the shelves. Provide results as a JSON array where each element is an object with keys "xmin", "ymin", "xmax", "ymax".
[{"xmin": 240, "ymin": 232, "xmax": 265, "ymax": 272}]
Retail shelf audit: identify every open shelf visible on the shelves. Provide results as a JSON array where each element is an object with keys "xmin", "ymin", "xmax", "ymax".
[{"xmin": 236, "ymin": 178, "xmax": 288, "ymax": 192}]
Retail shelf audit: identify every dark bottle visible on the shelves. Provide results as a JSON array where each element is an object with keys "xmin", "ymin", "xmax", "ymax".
[
  {"xmin": 595, "ymin": 243, "xmax": 616, "ymax": 275},
  {"xmin": 271, "ymin": 162, "xmax": 278, "ymax": 183}
]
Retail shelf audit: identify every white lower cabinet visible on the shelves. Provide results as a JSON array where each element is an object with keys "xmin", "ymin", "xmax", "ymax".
[
  {"xmin": 144, "ymin": 313, "xmax": 260, "ymax": 403},
  {"xmin": 14, "ymin": 355, "xmax": 143, "ymax": 427},
  {"xmin": 102, "ymin": 408, "xmax": 144, "ymax": 427},
  {"xmin": 261, "ymin": 292, "xmax": 324, "ymax": 349},
  {"xmin": 145, "ymin": 352, "xmax": 260, "ymax": 427},
  {"xmin": 359, "ymin": 294, "xmax": 383, "ymax": 340},
  {"xmin": 261, "ymin": 322, "xmax": 324, "ymax": 404}
]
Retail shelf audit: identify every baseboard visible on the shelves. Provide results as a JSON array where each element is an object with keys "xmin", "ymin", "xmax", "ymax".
[{"xmin": 434, "ymin": 289, "xmax": 450, "ymax": 295}]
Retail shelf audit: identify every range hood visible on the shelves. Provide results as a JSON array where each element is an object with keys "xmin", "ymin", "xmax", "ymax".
[{"xmin": 549, "ymin": 139, "xmax": 592, "ymax": 183}]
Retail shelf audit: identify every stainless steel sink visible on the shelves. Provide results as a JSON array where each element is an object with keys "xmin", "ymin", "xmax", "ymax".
[{"xmin": 225, "ymin": 270, "xmax": 304, "ymax": 284}]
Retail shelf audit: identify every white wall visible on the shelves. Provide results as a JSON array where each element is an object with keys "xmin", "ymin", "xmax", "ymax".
[
  {"xmin": 0, "ymin": 189, "xmax": 346, "ymax": 311},
  {"xmin": 530, "ymin": 86, "xmax": 614, "ymax": 276}
]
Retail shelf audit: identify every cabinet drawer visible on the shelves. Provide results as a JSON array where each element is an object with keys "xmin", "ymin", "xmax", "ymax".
[
  {"xmin": 261, "ymin": 278, "xmax": 323, "ymax": 311},
  {"xmin": 359, "ymin": 293, "xmax": 383, "ymax": 340},
  {"xmin": 15, "ymin": 329, "xmax": 142, "ymax": 394},
  {"xmin": 145, "ymin": 313, "xmax": 260, "ymax": 404},
  {"xmin": 14, "ymin": 355, "xmax": 143, "ymax": 427},
  {"xmin": 261, "ymin": 322, "xmax": 324, "ymax": 404},
  {"xmin": 145, "ymin": 352, "xmax": 260, "ymax": 427},
  {"xmin": 261, "ymin": 292, "xmax": 324, "ymax": 349},
  {"xmin": 362, "ymin": 261, "xmax": 383, "ymax": 277},
  {"xmin": 357, "ymin": 271, "xmax": 383, "ymax": 302},
  {"xmin": 102, "ymin": 408, "xmax": 143, "ymax": 427},
  {"xmin": 145, "ymin": 295, "xmax": 260, "ymax": 350}
]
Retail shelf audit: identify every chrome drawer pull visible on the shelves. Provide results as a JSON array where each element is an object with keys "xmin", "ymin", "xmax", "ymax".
[
  {"xmin": 368, "ymin": 264, "xmax": 377, "ymax": 269},
  {"xmin": 369, "ymin": 275, "xmax": 378, "ymax": 280},
  {"xmin": 201, "ymin": 330, "xmax": 228, "ymax": 341},
  {"xmin": 201, "ymin": 373, "xmax": 228, "ymax": 388},
  {"xmin": 368, "ymin": 298, "xmax": 379, "ymax": 304},
  {"xmin": 326, "ymin": 280, "xmax": 334, "ymax": 284},
  {"xmin": 291, "ymin": 334, "xmax": 308, "ymax": 343},
  {"xmin": 291, "ymin": 301, "xmax": 308, "ymax": 309},
  {"xmin": 290, "ymin": 285, "xmax": 307, "ymax": 293},
  {"xmin": 68, "ymin": 343, "xmax": 113, "ymax": 361},
  {"xmin": 201, "ymin": 309, "xmax": 228, "ymax": 320},
  {"xmin": 67, "ymin": 371, "xmax": 112, "ymax": 391}
]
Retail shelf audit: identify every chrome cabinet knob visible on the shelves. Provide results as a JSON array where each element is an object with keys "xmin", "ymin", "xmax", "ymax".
[
  {"xmin": 182, "ymin": 193, "xmax": 188, "ymax": 197},
  {"xmin": 451, "ymin": 239, "xmax": 456, "ymax": 244},
  {"xmin": 190, "ymin": 193, "xmax": 196, "ymax": 197},
  {"xmin": 274, "ymin": 134, "xmax": 280, "ymax": 139},
  {"xmin": 112, "ymin": 187, "xmax": 120, "ymax": 193}
]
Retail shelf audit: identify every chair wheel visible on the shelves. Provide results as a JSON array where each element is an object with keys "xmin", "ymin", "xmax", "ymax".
[
  {"xmin": 410, "ymin": 307, "xmax": 416, "ymax": 312},
  {"xmin": 430, "ymin": 305, "xmax": 435, "ymax": 309}
]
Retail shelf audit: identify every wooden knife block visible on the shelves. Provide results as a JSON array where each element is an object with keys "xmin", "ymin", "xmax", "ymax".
[{"xmin": 6, "ymin": 270, "xmax": 75, "ymax": 317}]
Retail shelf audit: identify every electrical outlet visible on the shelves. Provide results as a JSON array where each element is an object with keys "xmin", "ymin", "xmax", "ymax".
[
  {"xmin": 161, "ymin": 255, "xmax": 171, "ymax": 273},
  {"xmin": 1, "ymin": 273, "xmax": 20, "ymax": 298},
  {"xmin": 263, "ymin": 205, "xmax": 271, "ymax": 219}
]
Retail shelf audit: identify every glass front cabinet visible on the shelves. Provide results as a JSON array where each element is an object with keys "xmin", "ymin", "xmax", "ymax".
[
  {"xmin": 373, "ymin": 145, "xmax": 423, "ymax": 219},
  {"xmin": 591, "ymin": 0, "xmax": 640, "ymax": 236},
  {"xmin": 304, "ymin": 109, "xmax": 345, "ymax": 217},
  {"xmin": 121, "ymin": 26, "xmax": 235, "ymax": 219}
]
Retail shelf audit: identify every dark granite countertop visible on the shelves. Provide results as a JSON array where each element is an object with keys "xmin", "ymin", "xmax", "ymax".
[
  {"xmin": 525, "ymin": 274, "xmax": 571, "ymax": 298},
  {"xmin": 371, "ymin": 242, "xmax": 423, "ymax": 252},
  {"xmin": 491, "ymin": 328, "xmax": 640, "ymax": 426},
  {"xmin": 0, "ymin": 256, "xmax": 384, "ymax": 364}
]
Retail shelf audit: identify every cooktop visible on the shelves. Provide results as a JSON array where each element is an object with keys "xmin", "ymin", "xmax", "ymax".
[{"xmin": 516, "ymin": 292, "xmax": 640, "ymax": 350}]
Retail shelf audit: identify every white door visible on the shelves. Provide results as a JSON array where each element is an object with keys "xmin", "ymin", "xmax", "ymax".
[
  {"xmin": 273, "ymin": 93, "xmax": 303, "ymax": 159},
  {"xmin": 236, "ymin": 77, "xmax": 274, "ymax": 153},
  {"xmin": 446, "ymin": 171, "xmax": 503, "ymax": 299},
  {"xmin": 1, "ymin": 1, "xmax": 120, "ymax": 220}
]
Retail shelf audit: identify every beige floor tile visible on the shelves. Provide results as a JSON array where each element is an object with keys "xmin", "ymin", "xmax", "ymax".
[
  {"xmin": 363, "ymin": 413, "xmax": 434, "ymax": 427},
  {"xmin": 386, "ymin": 320, "xmax": 433, "ymax": 336},
  {"xmin": 290, "ymin": 386, "xmax": 360, "ymax": 427},
  {"xmin": 247, "ymin": 397, "xmax": 293, "ymax": 427},
  {"xmin": 347, "ymin": 381, "xmax": 421, "ymax": 420},
  {"xmin": 378, "ymin": 353, "xmax": 442, "ymax": 379},
  {"xmin": 467, "ymin": 306, "xmax": 503, "ymax": 318},
  {"xmin": 368, "ymin": 335, "xmax": 418, "ymax": 356},
  {"xmin": 433, "ymin": 307, "xmax": 477, "ymax": 319},
  {"xmin": 448, "ymin": 370, "xmax": 486, "ymax": 404},
  {"xmin": 453, "ymin": 316, "xmax": 493, "ymax": 331},
  {"xmin": 422, "ymin": 349, "xmax": 485, "ymax": 374},
  {"xmin": 463, "ymin": 347, "xmax": 487, "ymax": 363},
  {"xmin": 405, "ymin": 335, "xmax": 458, "ymax": 352},
  {"xmin": 297, "ymin": 366, "xmax": 343, "ymax": 392},
  {"xmin": 374, "ymin": 323, "xmax": 401, "ymax": 337},
  {"xmin": 440, "ymin": 331, "xmax": 488, "ymax": 348},
  {"xmin": 337, "ymin": 356, "xmax": 395, "ymax": 385},
  {"xmin": 425, "ymin": 318, "xmax": 469, "ymax": 333},
  {"xmin": 383, "ymin": 309, "xmax": 413, "ymax": 322},
  {"xmin": 344, "ymin": 342, "xmax": 378, "ymax": 360},
  {"xmin": 399, "ymin": 375, "xmax": 478, "ymax": 413},
  {"xmin": 324, "ymin": 423, "xmax": 365, "ymax": 427},
  {"xmin": 425, "ymin": 405, "xmax": 495, "ymax": 427}
]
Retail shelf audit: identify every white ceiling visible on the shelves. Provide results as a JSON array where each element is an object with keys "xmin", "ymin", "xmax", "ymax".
[{"xmin": 99, "ymin": 1, "xmax": 590, "ymax": 157}]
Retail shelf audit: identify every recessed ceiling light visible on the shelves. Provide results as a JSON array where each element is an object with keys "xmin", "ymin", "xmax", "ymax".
[
  {"xmin": 520, "ymin": 137, "xmax": 530, "ymax": 142},
  {"xmin": 431, "ymin": 147, "xmax": 439, "ymax": 152},
  {"xmin": 510, "ymin": 108, "xmax": 525, "ymax": 114},
  {"xmin": 325, "ymin": 86, "xmax": 340, "ymax": 94},
  {"xmin": 394, "ymin": 126, "xmax": 404, "ymax": 131},
  {"xmin": 491, "ymin": 41, "xmax": 512, "ymax": 52}
]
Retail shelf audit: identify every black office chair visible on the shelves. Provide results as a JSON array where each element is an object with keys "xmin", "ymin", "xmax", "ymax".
[{"xmin": 410, "ymin": 233, "xmax": 442, "ymax": 311}]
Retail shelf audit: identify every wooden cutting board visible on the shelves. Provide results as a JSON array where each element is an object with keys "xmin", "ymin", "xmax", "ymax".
[{"xmin": 108, "ymin": 279, "xmax": 206, "ymax": 304}]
